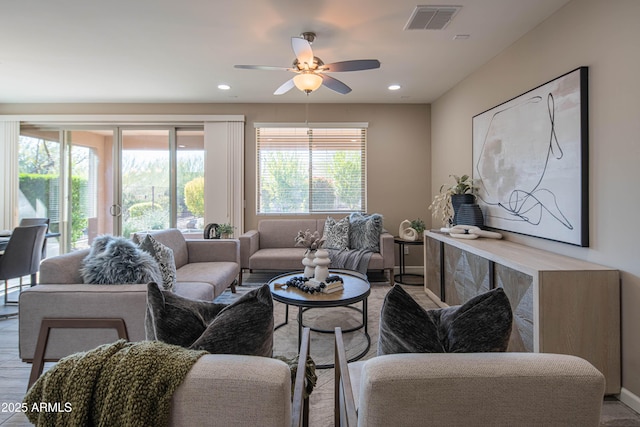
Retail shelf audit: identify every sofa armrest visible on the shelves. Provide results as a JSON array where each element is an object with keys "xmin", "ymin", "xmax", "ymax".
[
  {"xmin": 378, "ymin": 232, "xmax": 395, "ymax": 269},
  {"xmin": 185, "ymin": 239, "xmax": 239, "ymax": 263},
  {"xmin": 239, "ymin": 229, "xmax": 260, "ymax": 269},
  {"xmin": 292, "ymin": 327, "xmax": 311, "ymax": 427},
  {"xmin": 19, "ymin": 284, "xmax": 148, "ymax": 361},
  {"xmin": 39, "ymin": 249, "xmax": 89, "ymax": 284},
  {"xmin": 334, "ymin": 327, "xmax": 358, "ymax": 427}
]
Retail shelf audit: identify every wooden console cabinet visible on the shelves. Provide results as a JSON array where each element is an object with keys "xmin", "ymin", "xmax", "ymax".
[{"xmin": 424, "ymin": 230, "xmax": 620, "ymax": 394}]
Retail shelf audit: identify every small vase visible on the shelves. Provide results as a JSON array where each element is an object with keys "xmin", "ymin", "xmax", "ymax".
[
  {"xmin": 456, "ymin": 203, "xmax": 485, "ymax": 228},
  {"xmin": 451, "ymin": 194, "xmax": 476, "ymax": 225},
  {"xmin": 313, "ymin": 249, "xmax": 331, "ymax": 283},
  {"xmin": 302, "ymin": 250, "xmax": 316, "ymax": 278}
]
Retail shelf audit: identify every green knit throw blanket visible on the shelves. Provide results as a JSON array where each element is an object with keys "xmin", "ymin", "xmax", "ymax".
[{"xmin": 23, "ymin": 340, "xmax": 207, "ymax": 427}]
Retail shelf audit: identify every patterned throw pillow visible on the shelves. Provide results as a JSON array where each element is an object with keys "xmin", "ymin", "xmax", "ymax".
[
  {"xmin": 348, "ymin": 212, "xmax": 383, "ymax": 252},
  {"xmin": 139, "ymin": 234, "xmax": 177, "ymax": 291},
  {"xmin": 378, "ymin": 285, "xmax": 513, "ymax": 355},
  {"xmin": 322, "ymin": 216, "xmax": 350, "ymax": 250},
  {"xmin": 146, "ymin": 283, "xmax": 274, "ymax": 357}
]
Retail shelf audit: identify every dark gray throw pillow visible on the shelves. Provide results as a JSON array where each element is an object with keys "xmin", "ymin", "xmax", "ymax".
[
  {"xmin": 145, "ymin": 282, "xmax": 227, "ymax": 347},
  {"xmin": 146, "ymin": 283, "xmax": 274, "ymax": 357},
  {"xmin": 189, "ymin": 284, "xmax": 274, "ymax": 357},
  {"xmin": 378, "ymin": 285, "xmax": 512, "ymax": 355}
]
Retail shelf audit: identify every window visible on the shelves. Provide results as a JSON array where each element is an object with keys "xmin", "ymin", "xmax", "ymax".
[{"xmin": 256, "ymin": 126, "xmax": 366, "ymax": 214}]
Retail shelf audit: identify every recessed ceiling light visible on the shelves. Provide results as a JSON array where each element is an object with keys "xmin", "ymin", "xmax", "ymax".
[
  {"xmin": 453, "ymin": 34, "xmax": 470, "ymax": 40},
  {"xmin": 218, "ymin": 84, "xmax": 231, "ymax": 90},
  {"xmin": 388, "ymin": 84, "xmax": 401, "ymax": 91}
]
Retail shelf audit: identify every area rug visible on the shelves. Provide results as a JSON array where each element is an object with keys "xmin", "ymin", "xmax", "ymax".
[
  {"xmin": 216, "ymin": 271, "xmax": 438, "ymax": 366},
  {"xmin": 215, "ymin": 271, "xmax": 439, "ymax": 427}
]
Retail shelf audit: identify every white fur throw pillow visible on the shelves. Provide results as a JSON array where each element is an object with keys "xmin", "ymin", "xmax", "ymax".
[{"xmin": 81, "ymin": 235, "xmax": 162, "ymax": 285}]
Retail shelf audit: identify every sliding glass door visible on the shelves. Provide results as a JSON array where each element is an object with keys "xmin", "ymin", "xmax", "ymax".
[
  {"xmin": 120, "ymin": 129, "xmax": 171, "ymax": 237},
  {"xmin": 63, "ymin": 129, "xmax": 116, "ymax": 251},
  {"xmin": 18, "ymin": 125, "xmax": 206, "ymax": 253}
]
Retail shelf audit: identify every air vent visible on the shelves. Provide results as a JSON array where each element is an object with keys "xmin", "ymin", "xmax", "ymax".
[{"xmin": 404, "ymin": 5, "xmax": 461, "ymax": 30}]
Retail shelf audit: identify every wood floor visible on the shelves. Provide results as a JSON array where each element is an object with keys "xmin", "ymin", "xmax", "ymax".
[{"xmin": 1, "ymin": 276, "xmax": 640, "ymax": 426}]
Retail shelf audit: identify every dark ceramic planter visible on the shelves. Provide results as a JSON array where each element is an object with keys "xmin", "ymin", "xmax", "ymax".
[
  {"xmin": 456, "ymin": 203, "xmax": 485, "ymax": 228},
  {"xmin": 451, "ymin": 194, "xmax": 476, "ymax": 225}
]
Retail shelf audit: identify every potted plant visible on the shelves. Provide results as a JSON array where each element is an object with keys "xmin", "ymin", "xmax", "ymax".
[
  {"xmin": 410, "ymin": 218, "xmax": 426, "ymax": 237},
  {"xmin": 429, "ymin": 174, "xmax": 478, "ymax": 226},
  {"xmin": 217, "ymin": 223, "xmax": 235, "ymax": 238}
]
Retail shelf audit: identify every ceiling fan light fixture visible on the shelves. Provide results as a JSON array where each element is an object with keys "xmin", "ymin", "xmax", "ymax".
[{"xmin": 293, "ymin": 73, "xmax": 323, "ymax": 94}]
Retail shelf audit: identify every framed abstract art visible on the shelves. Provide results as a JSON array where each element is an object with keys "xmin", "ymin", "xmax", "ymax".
[{"xmin": 472, "ymin": 67, "xmax": 589, "ymax": 246}]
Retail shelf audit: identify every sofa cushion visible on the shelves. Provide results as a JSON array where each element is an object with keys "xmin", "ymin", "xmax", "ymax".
[
  {"xmin": 80, "ymin": 236, "xmax": 162, "ymax": 285},
  {"xmin": 322, "ymin": 216, "xmax": 350, "ymax": 250},
  {"xmin": 176, "ymin": 261, "xmax": 239, "ymax": 299},
  {"xmin": 378, "ymin": 285, "xmax": 512, "ymax": 355},
  {"xmin": 146, "ymin": 283, "xmax": 274, "ymax": 357},
  {"xmin": 248, "ymin": 248, "xmax": 308, "ymax": 271},
  {"xmin": 349, "ymin": 213, "xmax": 383, "ymax": 252},
  {"xmin": 139, "ymin": 234, "xmax": 177, "ymax": 291},
  {"xmin": 258, "ymin": 219, "xmax": 319, "ymax": 249}
]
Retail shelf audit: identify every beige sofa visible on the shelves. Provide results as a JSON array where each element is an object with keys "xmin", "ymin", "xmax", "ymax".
[
  {"xmin": 239, "ymin": 218, "xmax": 394, "ymax": 282},
  {"xmin": 19, "ymin": 229, "xmax": 240, "ymax": 362},
  {"xmin": 334, "ymin": 328, "xmax": 605, "ymax": 427}
]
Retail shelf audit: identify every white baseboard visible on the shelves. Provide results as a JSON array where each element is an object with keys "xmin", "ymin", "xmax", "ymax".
[{"xmin": 619, "ymin": 388, "xmax": 640, "ymax": 414}]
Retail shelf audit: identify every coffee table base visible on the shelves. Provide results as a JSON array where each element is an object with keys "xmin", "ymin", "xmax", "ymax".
[{"xmin": 276, "ymin": 301, "xmax": 370, "ymax": 369}]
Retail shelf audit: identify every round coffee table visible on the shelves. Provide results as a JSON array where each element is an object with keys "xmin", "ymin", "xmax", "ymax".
[{"xmin": 268, "ymin": 269, "xmax": 371, "ymax": 369}]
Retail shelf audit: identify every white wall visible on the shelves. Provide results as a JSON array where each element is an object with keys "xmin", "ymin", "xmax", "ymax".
[{"xmin": 431, "ymin": 0, "xmax": 640, "ymax": 404}]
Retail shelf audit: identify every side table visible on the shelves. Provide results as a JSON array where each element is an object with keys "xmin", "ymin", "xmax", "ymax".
[{"xmin": 394, "ymin": 237, "xmax": 424, "ymax": 286}]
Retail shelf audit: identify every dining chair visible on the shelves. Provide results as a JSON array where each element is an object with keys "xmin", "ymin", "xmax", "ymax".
[
  {"xmin": 0, "ymin": 224, "xmax": 48, "ymax": 304},
  {"xmin": 19, "ymin": 218, "xmax": 50, "ymax": 258}
]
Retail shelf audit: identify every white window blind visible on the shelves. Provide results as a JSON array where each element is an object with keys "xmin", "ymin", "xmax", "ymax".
[{"xmin": 256, "ymin": 126, "xmax": 366, "ymax": 214}]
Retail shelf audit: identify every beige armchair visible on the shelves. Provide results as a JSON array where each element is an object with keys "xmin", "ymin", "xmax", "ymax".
[{"xmin": 334, "ymin": 328, "xmax": 605, "ymax": 427}]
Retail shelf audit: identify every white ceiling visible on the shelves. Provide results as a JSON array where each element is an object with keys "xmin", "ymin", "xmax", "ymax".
[{"xmin": 0, "ymin": 0, "xmax": 570, "ymax": 104}]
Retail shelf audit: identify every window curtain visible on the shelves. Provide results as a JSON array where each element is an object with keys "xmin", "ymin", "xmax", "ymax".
[{"xmin": 0, "ymin": 121, "xmax": 19, "ymax": 229}]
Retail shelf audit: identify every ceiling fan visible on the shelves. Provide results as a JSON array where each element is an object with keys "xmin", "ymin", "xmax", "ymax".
[{"xmin": 234, "ymin": 32, "xmax": 381, "ymax": 95}]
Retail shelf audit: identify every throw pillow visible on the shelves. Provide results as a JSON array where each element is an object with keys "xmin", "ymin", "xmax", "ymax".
[
  {"xmin": 348, "ymin": 212, "xmax": 383, "ymax": 252},
  {"xmin": 139, "ymin": 234, "xmax": 177, "ymax": 291},
  {"xmin": 86, "ymin": 234, "xmax": 114, "ymax": 257},
  {"xmin": 80, "ymin": 236, "xmax": 163, "ymax": 285},
  {"xmin": 189, "ymin": 284, "xmax": 274, "ymax": 357},
  {"xmin": 146, "ymin": 282, "xmax": 227, "ymax": 347},
  {"xmin": 146, "ymin": 283, "xmax": 275, "ymax": 357},
  {"xmin": 378, "ymin": 285, "xmax": 512, "ymax": 355},
  {"xmin": 322, "ymin": 216, "xmax": 350, "ymax": 250}
]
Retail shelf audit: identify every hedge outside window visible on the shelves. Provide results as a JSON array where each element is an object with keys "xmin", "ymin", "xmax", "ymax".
[{"xmin": 256, "ymin": 126, "xmax": 366, "ymax": 214}]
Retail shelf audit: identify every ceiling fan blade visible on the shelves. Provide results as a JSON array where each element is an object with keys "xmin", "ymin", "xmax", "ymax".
[
  {"xmin": 274, "ymin": 78, "xmax": 296, "ymax": 95},
  {"xmin": 321, "ymin": 59, "xmax": 381, "ymax": 72},
  {"xmin": 291, "ymin": 37, "xmax": 314, "ymax": 68},
  {"xmin": 320, "ymin": 74, "xmax": 352, "ymax": 95},
  {"xmin": 234, "ymin": 64, "xmax": 291, "ymax": 71}
]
